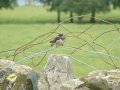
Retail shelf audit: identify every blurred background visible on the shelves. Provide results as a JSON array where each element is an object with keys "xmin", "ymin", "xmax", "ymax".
[
  {"xmin": 0, "ymin": 0, "xmax": 120, "ymax": 23},
  {"xmin": 0, "ymin": 0, "xmax": 120, "ymax": 77}
]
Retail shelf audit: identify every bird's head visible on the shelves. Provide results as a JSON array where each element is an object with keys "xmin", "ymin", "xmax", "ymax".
[{"xmin": 58, "ymin": 34, "xmax": 65, "ymax": 40}]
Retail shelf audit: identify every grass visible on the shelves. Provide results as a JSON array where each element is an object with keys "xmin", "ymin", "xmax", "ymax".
[
  {"xmin": 0, "ymin": 6, "xmax": 120, "ymax": 77},
  {"xmin": 0, "ymin": 6, "xmax": 120, "ymax": 24},
  {"xmin": 0, "ymin": 6, "xmax": 68, "ymax": 24},
  {"xmin": 0, "ymin": 23, "xmax": 120, "ymax": 77}
]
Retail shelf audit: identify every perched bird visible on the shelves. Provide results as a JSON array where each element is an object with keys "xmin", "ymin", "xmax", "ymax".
[{"xmin": 50, "ymin": 34, "xmax": 65, "ymax": 47}]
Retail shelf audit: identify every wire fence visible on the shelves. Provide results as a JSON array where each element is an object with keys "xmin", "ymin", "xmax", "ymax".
[{"xmin": 0, "ymin": 15, "xmax": 120, "ymax": 75}]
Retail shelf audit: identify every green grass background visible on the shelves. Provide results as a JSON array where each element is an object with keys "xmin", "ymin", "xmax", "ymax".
[
  {"xmin": 0, "ymin": 6, "xmax": 120, "ymax": 77},
  {"xmin": 0, "ymin": 6, "xmax": 120, "ymax": 24}
]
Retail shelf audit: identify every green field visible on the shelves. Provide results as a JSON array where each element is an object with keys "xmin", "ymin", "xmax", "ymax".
[
  {"xmin": 0, "ymin": 6, "xmax": 120, "ymax": 23},
  {"xmin": 0, "ymin": 6, "xmax": 120, "ymax": 77}
]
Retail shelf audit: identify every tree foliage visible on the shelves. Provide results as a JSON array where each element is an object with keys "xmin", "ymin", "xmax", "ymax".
[
  {"xmin": 112, "ymin": 0, "xmax": 120, "ymax": 8},
  {"xmin": 40, "ymin": 0, "xmax": 52, "ymax": 5},
  {"xmin": 40, "ymin": 0, "xmax": 112, "ymax": 23},
  {"xmin": 86, "ymin": 0, "xmax": 110, "ymax": 22},
  {"xmin": 61, "ymin": 0, "xmax": 111, "ymax": 22},
  {"xmin": 0, "ymin": 0, "xmax": 17, "ymax": 9}
]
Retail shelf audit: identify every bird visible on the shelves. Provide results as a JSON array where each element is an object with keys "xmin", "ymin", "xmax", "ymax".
[{"xmin": 50, "ymin": 34, "xmax": 65, "ymax": 47}]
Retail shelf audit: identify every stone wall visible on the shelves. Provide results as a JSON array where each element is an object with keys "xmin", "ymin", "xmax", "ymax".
[{"xmin": 0, "ymin": 55, "xmax": 120, "ymax": 90}]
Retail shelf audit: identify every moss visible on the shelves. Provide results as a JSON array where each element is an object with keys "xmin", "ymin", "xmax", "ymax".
[{"xmin": 0, "ymin": 70, "xmax": 33, "ymax": 90}]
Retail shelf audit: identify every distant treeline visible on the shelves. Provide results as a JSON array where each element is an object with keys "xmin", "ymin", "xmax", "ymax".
[
  {"xmin": 40, "ymin": 0, "xmax": 120, "ymax": 23},
  {"xmin": 0, "ymin": 0, "xmax": 120, "ymax": 23}
]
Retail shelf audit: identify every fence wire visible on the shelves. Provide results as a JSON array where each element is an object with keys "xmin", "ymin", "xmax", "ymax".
[{"xmin": 0, "ymin": 15, "xmax": 120, "ymax": 73}]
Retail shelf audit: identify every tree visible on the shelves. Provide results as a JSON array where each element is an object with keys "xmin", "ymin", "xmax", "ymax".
[
  {"xmin": 40, "ymin": 0, "xmax": 63, "ymax": 23},
  {"xmin": 112, "ymin": 0, "xmax": 120, "ymax": 8},
  {"xmin": 88, "ymin": 0, "xmax": 111, "ymax": 23},
  {"xmin": 61, "ymin": 0, "xmax": 91, "ymax": 23},
  {"xmin": 42, "ymin": 0, "xmax": 64, "ymax": 23},
  {"xmin": 0, "ymin": 0, "xmax": 17, "ymax": 9},
  {"xmin": 41, "ymin": 0, "xmax": 85, "ymax": 23},
  {"xmin": 71, "ymin": 0, "xmax": 90, "ymax": 23},
  {"xmin": 40, "ymin": 0, "xmax": 52, "ymax": 6},
  {"xmin": 61, "ymin": 0, "xmax": 111, "ymax": 23},
  {"xmin": 60, "ymin": 0, "xmax": 74, "ymax": 23},
  {"xmin": 51, "ymin": 0, "xmax": 63, "ymax": 23},
  {"xmin": 40, "ymin": 0, "xmax": 111, "ymax": 23},
  {"xmin": 70, "ymin": 0, "xmax": 111, "ymax": 23}
]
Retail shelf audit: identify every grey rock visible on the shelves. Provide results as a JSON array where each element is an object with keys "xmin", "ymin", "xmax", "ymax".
[
  {"xmin": 60, "ymin": 79, "xmax": 91, "ymax": 90},
  {"xmin": 0, "ymin": 60, "xmax": 39, "ymax": 90},
  {"xmin": 85, "ymin": 70, "xmax": 120, "ymax": 90},
  {"xmin": 39, "ymin": 54, "xmax": 75, "ymax": 90}
]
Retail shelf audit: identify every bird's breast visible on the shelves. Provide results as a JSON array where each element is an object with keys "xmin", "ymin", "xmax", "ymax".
[{"xmin": 56, "ymin": 39, "xmax": 63, "ymax": 45}]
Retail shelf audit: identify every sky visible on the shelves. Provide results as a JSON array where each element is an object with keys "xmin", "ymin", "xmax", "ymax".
[
  {"xmin": 17, "ymin": 0, "xmax": 25, "ymax": 6},
  {"xmin": 17, "ymin": 0, "xmax": 42, "ymax": 6}
]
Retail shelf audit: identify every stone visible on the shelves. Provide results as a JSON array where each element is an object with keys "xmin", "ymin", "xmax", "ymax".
[
  {"xmin": 60, "ymin": 79, "xmax": 91, "ymax": 90},
  {"xmin": 1, "ymin": 55, "xmax": 120, "ymax": 90},
  {"xmin": 87, "ymin": 77, "xmax": 110, "ymax": 90},
  {"xmin": 85, "ymin": 70, "xmax": 120, "ymax": 90},
  {"xmin": 0, "ymin": 60, "xmax": 39, "ymax": 90},
  {"xmin": 39, "ymin": 54, "xmax": 75, "ymax": 90}
]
